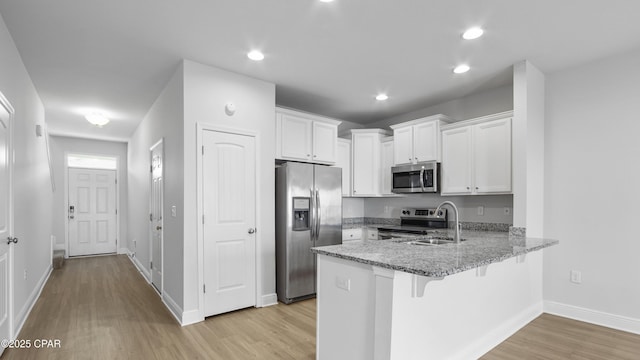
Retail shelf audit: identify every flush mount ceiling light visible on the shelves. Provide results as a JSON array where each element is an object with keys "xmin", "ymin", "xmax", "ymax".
[
  {"xmin": 319, "ymin": 0, "xmax": 335, "ymax": 2},
  {"xmin": 453, "ymin": 64, "xmax": 470, "ymax": 74},
  {"xmin": 85, "ymin": 113, "xmax": 110, "ymax": 127},
  {"xmin": 247, "ymin": 50, "xmax": 265, "ymax": 61},
  {"xmin": 462, "ymin": 27, "xmax": 484, "ymax": 40},
  {"xmin": 375, "ymin": 94, "xmax": 389, "ymax": 101}
]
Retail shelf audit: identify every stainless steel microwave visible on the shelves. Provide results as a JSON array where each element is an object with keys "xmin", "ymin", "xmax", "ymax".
[{"xmin": 391, "ymin": 161, "xmax": 439, "ymax": 193}]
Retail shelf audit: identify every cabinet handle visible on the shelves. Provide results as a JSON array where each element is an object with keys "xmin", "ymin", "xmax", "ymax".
[
  {"xmin": 307, "ymin": 154, "xmax": 311, "ymax": 157},
  {"xmin": 409, "ymin": 158, "xmax": 412, "ymax": 161},
  {"xmin": 475, "ymin": 187, "xmax": 479, "ymax": 190},
  {"xmin": 313, "ymin": 155, "xmax": 317, "ymax": 158},
  {"xmin": 466, "ymin": 186, "xmax": 470, "ymax": 190},
  {"xmin": 415, "ymin": 157, "xmax": 418, "ymax": 160}
]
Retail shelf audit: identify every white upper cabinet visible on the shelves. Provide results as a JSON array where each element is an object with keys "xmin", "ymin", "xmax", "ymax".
[
  {"xmin": 276, "ymin": 107, "xmax": 341, "ymax": 165},
  {"xmin": 391, "ymin": 114, "xmax": 452, "ymax": 165},
  {"xmin": 441, "ymin": 112, "xmax": 513, "ymax": 195},
  {"xmin": 350, "ymin": 129, "xmax": 391, "ymax": 197},
  {"xmin": 335, "ymin": 138, "xmax": 352, "ymax": 196},
  {"xmin": 380, "ymin": 136, "xmax": 394, "ymax": 195}
]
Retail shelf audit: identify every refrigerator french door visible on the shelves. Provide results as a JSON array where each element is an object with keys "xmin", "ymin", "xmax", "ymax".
[{"xmin": 276, "ymin": 162, "xmax": 342, "ymax": 304}]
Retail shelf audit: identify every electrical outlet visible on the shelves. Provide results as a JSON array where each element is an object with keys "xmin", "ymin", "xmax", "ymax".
[
  {"xmin": 171, "ymin": 206, "xmax": 177, "ymax": 217},
  {"xmin": 570, "ymin": 270, "xmax": 582, "ymax": 284},
  {"xmin": 504, "ymin": 207, "xmax": 511, "ymax": 215},
  {"xmin": 23, "ymin": 270, "xmax": 27, "ymax": 280},
  {"xmin": 384, "ymin": 206, "xmax": 391, "ymax": 214},
  {"xmin": 477, "ymin": 206, "xmax": 484, "ymax": 216},
  {"xmin": 335, "ymin": 276, "xmax": 351, "ymax": 291}
]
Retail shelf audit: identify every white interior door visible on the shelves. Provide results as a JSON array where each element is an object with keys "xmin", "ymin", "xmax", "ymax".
[
  {"xmin": 68, "ymin": 168, "xmax": 117, "ymax": 256},
  {"xmin": 0, "ymin": 94, "xmax": 14, "ymax": 355},
  {"xmin": 203, "ymin": 130, "xmax": 256, "ymax": 317},
  {"xmin": 150, "ymin": 141, "xmax": 163, "ymax": 293}
]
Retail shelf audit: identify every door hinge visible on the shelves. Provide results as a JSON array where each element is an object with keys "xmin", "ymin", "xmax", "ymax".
[
  {"xmin": 150, "ymin": 165, "xmax": 153, "ymax": 173},
  {"xmin": 203, "ymin": 284, "xmax": 206, "ymax": 293},
  {"xmin": 202, "ymin": 215, "xmax": 205, "ymax": 224},
  {"xmin": 150, "ymin": 261, "xmax": 153, "ymax": 269},
  {"xmin": 150, "ymin": 213, "xmax": 153, "ymax": 221},
  {"xmin": 115, "ymin": 209, "xmax": 117, "ymax": 215},
  {"xmin": 115, "ymin": 179, "xmax": 117, "ymax": 184},
  {"xmin": 202, "ymin": 146, "xmax": 205, "ymax": 156}
]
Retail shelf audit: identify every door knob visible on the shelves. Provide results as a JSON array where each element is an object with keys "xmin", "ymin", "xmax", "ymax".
[
  {"xmin": 248, "ymin": 228, "xmax": 255, "ymax": 234},
  {"xmin": 156, "ymin": 226, "xmax": 162, "ymax": 230},
  {"xmin": 7, "ymin": 237, "xmax": 18, "ymax": 245}
]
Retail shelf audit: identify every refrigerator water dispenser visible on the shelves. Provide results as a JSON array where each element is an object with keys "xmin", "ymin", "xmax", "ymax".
[{"xmin": 292, "ymin": 197, "xmax": 310, "ymax": 231}]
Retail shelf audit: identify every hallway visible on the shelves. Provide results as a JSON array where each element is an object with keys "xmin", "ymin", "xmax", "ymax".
[{"xmin": 2, "ymin": 255, "xmax": 315, "ymax": 359}]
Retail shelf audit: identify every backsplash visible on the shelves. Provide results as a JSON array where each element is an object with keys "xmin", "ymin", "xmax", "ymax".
[{"xmin": 343, "ymin": 217, "xmax": 511, "ymax": 232}]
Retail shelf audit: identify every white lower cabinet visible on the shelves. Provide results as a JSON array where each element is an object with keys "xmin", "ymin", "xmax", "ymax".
[
  {"xmin": 441, "ymin": 113, "xmax": 512, "ymax": 195},
  {"xmin": 342, "ymin": 228, "xmax": 362, "ymax": 242}
]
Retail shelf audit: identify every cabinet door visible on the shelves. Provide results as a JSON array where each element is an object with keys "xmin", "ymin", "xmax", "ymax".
[
  {"xmin": 312, "ymin": 121, "xmax": 338, "ymax": 164},
  {"xmin": 413, "ymin": 121, "xmax": 439, "ymax": 162},
  {"xmin": 280, "ymin": 114, "xmax": 313, "ymax": 161},
  {"xmin": 393, "ymin": 126, "xmax": 413, "ymax": 165},
  {"xmin": 380, "ymin": 139, "xmax": 394, "ymax": 195},
  {"xmin": 352, "ymin": 133, "xmax": 380, "ymax": 196},
  {"xmin": 441, "ymin": 127, "xmax": 472, "ymax": 194},
  {"xmin": 335, "ymin": 139, "xmax": 351, "ymax": 196},
  {"xmin": 474, "ymin": 118, "xmax": 511, "ymax": 193}
]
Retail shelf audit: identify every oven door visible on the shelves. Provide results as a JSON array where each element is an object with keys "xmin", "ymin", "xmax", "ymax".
[{"xmin": 391, "ymin": 162, "xmax": 437, "ymax": 193}]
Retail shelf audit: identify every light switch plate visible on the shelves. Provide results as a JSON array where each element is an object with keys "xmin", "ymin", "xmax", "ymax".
[
  {"xmin": 171, "ymin": 206, "xmax": 177, "ymax": 217},
  {"xmin": 335, "ymin": 276, "xmax": 351, "ymax": 291}
]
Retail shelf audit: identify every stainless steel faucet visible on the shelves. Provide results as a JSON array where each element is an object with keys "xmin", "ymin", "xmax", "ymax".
[{"xmin": 434, "ymin": 201, "xmax": 461, "ymax": 243}]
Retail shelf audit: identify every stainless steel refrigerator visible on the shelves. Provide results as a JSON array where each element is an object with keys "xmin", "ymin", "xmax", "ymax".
[{"xmin": 276, "ymin": 162, "xmax": 342, "ymax": 304}]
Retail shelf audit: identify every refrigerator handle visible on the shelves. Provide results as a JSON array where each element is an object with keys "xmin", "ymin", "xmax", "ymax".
[
  {"xmin": 316, "ymin": 188, "xmax": 321, "ymax": 239},
  {"xmin": 309, "ymin": 188, "xmax": 315, "ymax": 240}
]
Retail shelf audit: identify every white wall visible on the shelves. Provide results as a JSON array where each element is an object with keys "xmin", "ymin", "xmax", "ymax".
[
  {"xmin": 127, "ymin": 63, "xmax": 184, "ymax": 311},
  {"xmin": 362, "ymin": 195, "xmax": 513, "ymax": 224},
  {"xmin": 543, "ymin": 47, "xmax": 640, "ymax": 332},
  {"xmin": 0, "ymin": 16, "xmax": 53, "ymax": 335},
  {"xmin": 368, "ymin": 84, "xmax": 513, "ymax": 129},
  {"xmin": 182, "ymin": 60, "xmax": 276, "ymax": 314},
  {"xmin": 49, "ymin": 136, "xmax": 128, "ymax": 252}
]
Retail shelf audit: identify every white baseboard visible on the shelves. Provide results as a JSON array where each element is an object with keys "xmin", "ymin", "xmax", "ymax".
[
  {"xmin": 456, "ymin": 302, "xmax": 543, "ymax": 360},
  {"xmin": 260, "ymin": 293, "xmax": 278, "ymax": 307},
  {"xmin": 117, "ymin": 247, "xmax": 129, "ymax": 255},
  {"xmin": 162, "ymin": 292, "xmax": 184, "ymax": 325},
  {"xmin": 127, "ymin": 253, "xmax": 150, "ymax": 283},
  {"xmin": 13, "ymin": 265, "xmax": 53, "ymax": 338},
  {"xmin": 181, "ymin": 309, "xmax": 202, "ymax": 326},
  {"xmin": 544, "ymin": 300, "xmax": 640, "ymax": 335}
]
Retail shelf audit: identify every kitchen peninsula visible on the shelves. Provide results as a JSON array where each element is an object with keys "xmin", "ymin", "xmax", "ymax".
[{"xmin": 312, "ymin": 230, "xmax": 558, "ymax": 360}]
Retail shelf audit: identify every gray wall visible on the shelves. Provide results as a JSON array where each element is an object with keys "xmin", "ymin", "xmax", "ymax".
[
  {"xmin": 543, "ymin": 47, "xmax": 640, "ymax": 323},
  {"xmin": 0, "ymin": 15, "xmax": 53, "ymax": 334},
  {"xmin": 49, "ymin": 136, "xmax": 128, "ymax": 252}
]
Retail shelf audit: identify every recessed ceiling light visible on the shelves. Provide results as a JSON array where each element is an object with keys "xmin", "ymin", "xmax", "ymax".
[
  {"xmin": 453, "ymin": 64, "xmax": 470, "ymax": 74},
  {"xmin": 376, "ymin": 94, "xmax": 389, "ymax": 101},
  {"xmin": 247, "ymin": 50, "xmax": 265, "ymax": 61},
  {"xmin": 85, "ymin": 113, "xmax": 110, "ymax": 127},
  {"xmin": 462, "ymin": 27, "xmax": 484, "ymax": 40}
]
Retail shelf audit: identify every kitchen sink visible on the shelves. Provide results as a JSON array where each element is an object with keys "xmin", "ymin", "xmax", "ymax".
[{"xmin": 405, "ymin": 237, "xmax": 464, "ymax": 246}]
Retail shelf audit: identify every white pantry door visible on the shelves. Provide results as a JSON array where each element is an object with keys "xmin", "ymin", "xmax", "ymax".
[
  {"xmin": 202, "ymin": 130, "xmax": 256, "ymax": 317},
  {"xmin": 0, "ymin": 94, "xmax": 14, "ymax": 354},
  {"xmin": 68, "ymin": 168, "xmax": 117, "ymax": 256},
  {"xmin": 150, "ymin": 140, "xmax": 163, "ymax": 293}
]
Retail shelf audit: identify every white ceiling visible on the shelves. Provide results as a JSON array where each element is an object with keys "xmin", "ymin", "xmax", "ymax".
[{"xmin": 1, "ymin": 0, "xmax": 639, "ymax": 141}]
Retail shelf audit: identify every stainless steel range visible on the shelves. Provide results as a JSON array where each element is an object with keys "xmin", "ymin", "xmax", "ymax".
[{"xmin": 377, "ymin": 208, "xmax": 448, "ymax": 239}]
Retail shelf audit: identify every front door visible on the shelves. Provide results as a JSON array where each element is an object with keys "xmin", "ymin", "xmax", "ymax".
[
  {"xmin": 68, "ymin": 168, "xmax": 117, "ymax": 256},
  {"xmin": 150, "ymin": 140, "xmax": 163, "ymax": 293},
  {"xmin": 202, "ymin": 130, "xmax": 256, "ymax": 316},
  {"xmin": 0, "ymin": 93, "xmax": 14, "ymax": 355}
]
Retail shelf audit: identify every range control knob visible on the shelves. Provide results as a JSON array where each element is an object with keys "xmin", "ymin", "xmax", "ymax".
[{"xmin": 429, "ymin": 210, "xmax": 434, "ymax": 215}]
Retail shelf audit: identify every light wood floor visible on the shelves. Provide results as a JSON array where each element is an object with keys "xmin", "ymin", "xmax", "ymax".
[{"xmin": 4, "ymin": 255, "xmax": 640, "ymax": 359}]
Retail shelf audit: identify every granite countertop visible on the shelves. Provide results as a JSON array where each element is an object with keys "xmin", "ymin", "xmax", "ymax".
[{"xmin": 312, "ymin": 230, "xmax": 559, "ymax": 278}]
